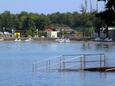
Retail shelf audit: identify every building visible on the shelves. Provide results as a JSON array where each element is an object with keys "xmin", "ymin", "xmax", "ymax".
[
  {"xmin": 14, "ymin": 32, "xmax": 21, "ymax": 38},
  {"xmin": 47, "ymin": 31, "xmax": 58, "ymax": 38},
  {"xmin": 44, "ymin": 28, "xmax": 58, "ymax": 38},
  {"xmin": 108, "ymin": 27, "xmax": 115, "ymax": 40},
  {"xmin": 3, "ymin": 32, "xmax": 11, "ymax": 37}
]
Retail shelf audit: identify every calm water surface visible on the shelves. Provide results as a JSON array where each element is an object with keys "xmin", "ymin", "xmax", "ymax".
[{"xmin": 0, "ymin": 41, "xmax": 115, "ymax": 86}]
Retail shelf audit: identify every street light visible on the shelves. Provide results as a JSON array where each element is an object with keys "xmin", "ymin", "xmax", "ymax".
[
  {"xmin": 12, "ymin": 29, "xmax": 14, "ymax": 37},
  {"xmin": 3, "ymin": 27, "xmax": 5, "ymax": 33},
  {"xmin": 62, "ymin": 29, "xmax": 64, "ymax": 38},
  {"xmin": 36, "ymin": 29, "xmax": 38, "ymax": 38}
]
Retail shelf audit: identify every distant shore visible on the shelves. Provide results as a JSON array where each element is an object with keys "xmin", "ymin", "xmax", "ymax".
[{"xmin": 0, "ymin": 37, "xmax": 115, "ymax": 44}]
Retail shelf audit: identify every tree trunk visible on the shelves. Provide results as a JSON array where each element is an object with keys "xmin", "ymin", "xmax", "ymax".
[
  {"xmin": 98, "ymin": 30, "xmax": 100, "ymax": 37},
  {"xmin": 105, "ymin": 25, "xmax": 109, "ymax": 38}
]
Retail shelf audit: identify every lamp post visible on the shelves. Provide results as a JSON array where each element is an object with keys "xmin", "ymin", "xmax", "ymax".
[
  {"xmin": 3, "ymin": 27, "xmax": 5, "ymax": 37},
  {"xmin": 36, "ymin": 29, "xmax": 38, "ymax": 38},
  {"xmin": 12, "ymin": 29, "xmax": 14, "ymax": 37},
  {"xmin": 3, "ymin": 27, "xmax": 5, "ymax": 33},
  {"xmin": 62, "ymin": 29, "xmax": 64, "ymax": 38},
  {"xmin": 97, "ymin": 0, "xmax": 106, "ymax": 12}
]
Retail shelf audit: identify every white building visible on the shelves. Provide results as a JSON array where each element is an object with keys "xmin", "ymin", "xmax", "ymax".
[
  {"xmin": 47, "ymin": 31, "xmax": 58, "ymax": 38},
  {"xmin": 108, "ymin": 27, "xmax": 115, "ymax": 40}
]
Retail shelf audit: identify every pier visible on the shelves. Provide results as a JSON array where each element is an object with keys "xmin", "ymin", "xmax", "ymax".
[{"xmin": 33, "ymin": 53, "xmax": 115, "ymax": 72}]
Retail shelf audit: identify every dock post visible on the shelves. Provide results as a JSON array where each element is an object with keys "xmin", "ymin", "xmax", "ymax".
[
  {"xmin": 104, "ymin": 54, "xmax": 106, "ymax": 67},
  {"xmin": 60, "ymin": 57, "xmax": 62, "ymax": 70},
  {"xmin": 100, "ymin": 54, "xmax": 102, "ymax": 67},
  {"xmin": 48, "ymin": 60, "xmax": 51, "ymax": 70},
  {"xmin": 46, "ymin": 60, "xmax": 48, "ymax": 71},
  {"xmin": 83, "ymin": 55, "xmax": 86, "ymax": 69},
  {"xmin": 62, "ymin": 56, "xmax": 65, "ymax": 70},
  {"xmin": 80, "ymin": 56, "xmax": 83, "ymax": 70}
]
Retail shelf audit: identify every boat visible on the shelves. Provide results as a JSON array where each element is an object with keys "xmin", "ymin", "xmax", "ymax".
[
  {"xmin": 25, "ymin": 38, "xmax": 33, "ymax": 42},
  {"xmin": 56, "ymin": 38, "xmax": 70, "ymax": 43},
  {"xmin": 14, "ymin": 38, "xmax": 21, "ymax": 42},
  {"xmin": 0, "ymin": 37, "xmax": 4, "ymax": 41},
  {"xmin": 65, "ymin": 38, "xmax": 70, "ymax": 43},
  {"xmin": 104, "ymin": 38, "xmax": 112, "ymax": 42},
  {"xmin": 94, "ymin": 37, "xmax": 101, "ymax": 41}
]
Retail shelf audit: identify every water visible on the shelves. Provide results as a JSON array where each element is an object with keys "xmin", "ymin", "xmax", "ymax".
[{"xmin": 0, "ymin": 41, "xmax": 115, "ymax": 86}]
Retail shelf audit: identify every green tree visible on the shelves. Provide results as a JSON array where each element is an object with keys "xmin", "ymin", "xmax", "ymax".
[
  {"xmin": 97, "ymin": 0, "xmax": 115, "ymax": 38},
  {"xmin": 26, "ymin": 27, "xmax": 35, "ymax": 37}
]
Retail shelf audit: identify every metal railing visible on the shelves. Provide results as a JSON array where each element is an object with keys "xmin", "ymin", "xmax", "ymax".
[{"xmin": 32, "ymin": 53, "xmax": 106, "ymax": 72}]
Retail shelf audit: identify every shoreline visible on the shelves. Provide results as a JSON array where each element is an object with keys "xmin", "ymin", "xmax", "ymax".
[{"xmin": 0, "ymin": 37, "xmax": 115, "ymax": 44}]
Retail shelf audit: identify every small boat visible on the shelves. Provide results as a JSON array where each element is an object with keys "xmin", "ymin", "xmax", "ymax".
[
  {"xmin": 56, "ymin": 38, "xmax": 70, "ymax": 43},
  {"xmin": 104, "ymin": 38, "xmax": 112, "ymax": 42},
  {"xmin": 14, "ymin": 38, "xmax": 21, "ymax": 42},
  {"xmin": 65, "ymin": 38, "xmax": 70, "ymax": 43},
  {"xmin": 94, "ymin": 37, "xmax": 101, "ymax": 41},
  {"xmin": 0, "ymin": 37, "xmax": 4, "ymax": 41},
  {"xmin": 25, "ymin": 38, "xmax": 32, "ymax": 42}
]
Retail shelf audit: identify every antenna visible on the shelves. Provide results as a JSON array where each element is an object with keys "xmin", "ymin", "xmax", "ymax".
[
  {"xmin": 90, "ymin": 0, "xmax": 93, "ymax": 12},
  {"xmin": 96, "ymin": 0, "xmax": 98, "ymax": 12},
  {"xmin": 85, "ymin": 0, "xmax": 88, "ymax": 13}
]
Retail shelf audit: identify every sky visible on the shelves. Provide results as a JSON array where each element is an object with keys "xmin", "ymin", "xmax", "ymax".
[{"xmin": 0, "ymin": 0, "xmax": 105, "ymax": 14}]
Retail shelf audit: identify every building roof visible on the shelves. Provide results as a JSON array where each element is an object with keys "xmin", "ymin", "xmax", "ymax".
[
  {"xmin": 108, "ymin": 27, "xmax": 115, "ymax": 30},
  {"xmin": 44, "ymin": 28, "xmax": 56, "ymax": 32}
]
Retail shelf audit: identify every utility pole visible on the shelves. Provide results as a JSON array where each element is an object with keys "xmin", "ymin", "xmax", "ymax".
[
  {"xmin": 97, "ymin": 0, "xmax": 107, "ymax": 12},
  {"xmin": 12, "ymin": 29, "xmax": 14, "ymax": 37},
  {"xmin": 96, "ymin": 0, "xmax": 98, "ymax": 12},
  {"xmin": 36, "ymin": 29, "xmax": 38, "ymax": 38},
  {"xmin": 85, "ymin": 0, "xmax": 88, "ymax": 13},
  {"xmin": 90, "ymin": 0, "xmax": 93, "ymax": 13}
]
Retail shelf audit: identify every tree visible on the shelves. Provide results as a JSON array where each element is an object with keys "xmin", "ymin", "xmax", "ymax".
[
  {"xmin": 0, "ymin": 10, "xmax": 101, "ymax": 37},
  {"xmin": 0, "ymin": 11, "xmax": 16, "ymax": 32},
  {"xmin": 26, "ymin": 27, "xmax": 35, "ymax": 37},
  {"xmin": 97, "ymin": 0, "xmax": 115, "ymax": 38}
]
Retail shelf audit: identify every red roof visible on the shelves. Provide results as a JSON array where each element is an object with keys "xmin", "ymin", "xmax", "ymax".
[{"xmin": 44, "ymin": 28, "xmax": 53, "ymax": 32}]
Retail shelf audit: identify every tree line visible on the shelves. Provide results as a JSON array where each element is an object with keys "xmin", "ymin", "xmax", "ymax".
[
  {"xmin": 97, "ymin": 0, "xmax": 115, "ymax": 38},
  {"xmin": 0, "ymin": 11, "xmax": 102, "ymax": 37}
]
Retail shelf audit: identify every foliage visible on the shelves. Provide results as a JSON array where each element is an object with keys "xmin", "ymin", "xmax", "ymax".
[
  {"xmin": 0, "ymin": 11, "xmax": 102, "ymax": 37},
  {"xmin": 97, "ymin": 0, "xmax": 115, "ymax": 37},
  {"xmin": 26, "ymin": 27, "xmax": 34, "ymax": 37}
]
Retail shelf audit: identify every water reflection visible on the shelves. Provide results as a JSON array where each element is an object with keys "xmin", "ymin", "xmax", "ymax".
[
  {"xmin": 81, "ymin": 42, "xmax": 92, "ymax": 50},
  {"xmin": 95, "ymin": 43, "xmax": 112, "ymax": 52}
]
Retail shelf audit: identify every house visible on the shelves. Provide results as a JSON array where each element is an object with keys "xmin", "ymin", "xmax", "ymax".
[
  {"xmin": 44, "ymin": 28, "xmax": 58, "ymax": 38},
  {"xmin": 0, "ymin": 32, "xmax": 3, "ymax": 37},
  {"xmin": 14, "ymin": 32, "xmax": 21, "ymax": 38},
  {"xmin": 47, "ymin": 31, "xmax": 58, "ymax": 38},
  {"xmin": 4, "ymin": 32, "xmax": 11, "ymax": 37},
  {"xmin": 108, "ymin": 27, "xmax": 115, "ymax": 40}
]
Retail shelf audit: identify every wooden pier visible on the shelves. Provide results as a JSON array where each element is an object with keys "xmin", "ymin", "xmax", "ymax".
[{"xmin": 33, "ymin": 53, "xmax": 115, "ymax": 72}]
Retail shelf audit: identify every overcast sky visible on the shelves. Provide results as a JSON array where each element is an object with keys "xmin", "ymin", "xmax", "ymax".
[{"xmin": 0, "ymin": 0, "xmax": 105, "ymax": 14}]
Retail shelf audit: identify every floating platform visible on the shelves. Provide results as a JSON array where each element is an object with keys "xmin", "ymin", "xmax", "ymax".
[
  {"xmin": 33, "ymin": 53, "xmax": 115, "ymax": 73},
  {"xmin": 59, "ymin": 67, "xmax": 115, "ymax": 72}
]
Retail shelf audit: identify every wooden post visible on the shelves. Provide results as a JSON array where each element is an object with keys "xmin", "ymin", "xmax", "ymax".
[
  {"xmin": 46, "ymin": 61, "xmax": 48, "ymax": 71},
  {"xmin": 62, "ymin": 56, "xmax": 65, "ymax": 70},
  {"xmin": 100, "ymin": 54, "xmax": 102, "ymax": 67},
  {"xmin": 48, "ymin": 60, "xmax": 50, "ymax": 70},
  {"xmin": 80, "ymin": 56, "xmax": 83, "ymax": 70},
  {"xmin": 60, "ymin": 57, "xmax": 62, "ymax": 70},
  {"xmin": 83, "ymin": 55, "xmax": 86, "ymax": 69},
  {"xmin": 104, "ymin": 54, "xmax": 106, "ymax": 67}
]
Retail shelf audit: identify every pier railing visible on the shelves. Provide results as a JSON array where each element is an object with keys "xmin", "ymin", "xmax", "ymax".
[{"xmin": 32, "ymin": 53, "xmax": 106, "ymax": 72}]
